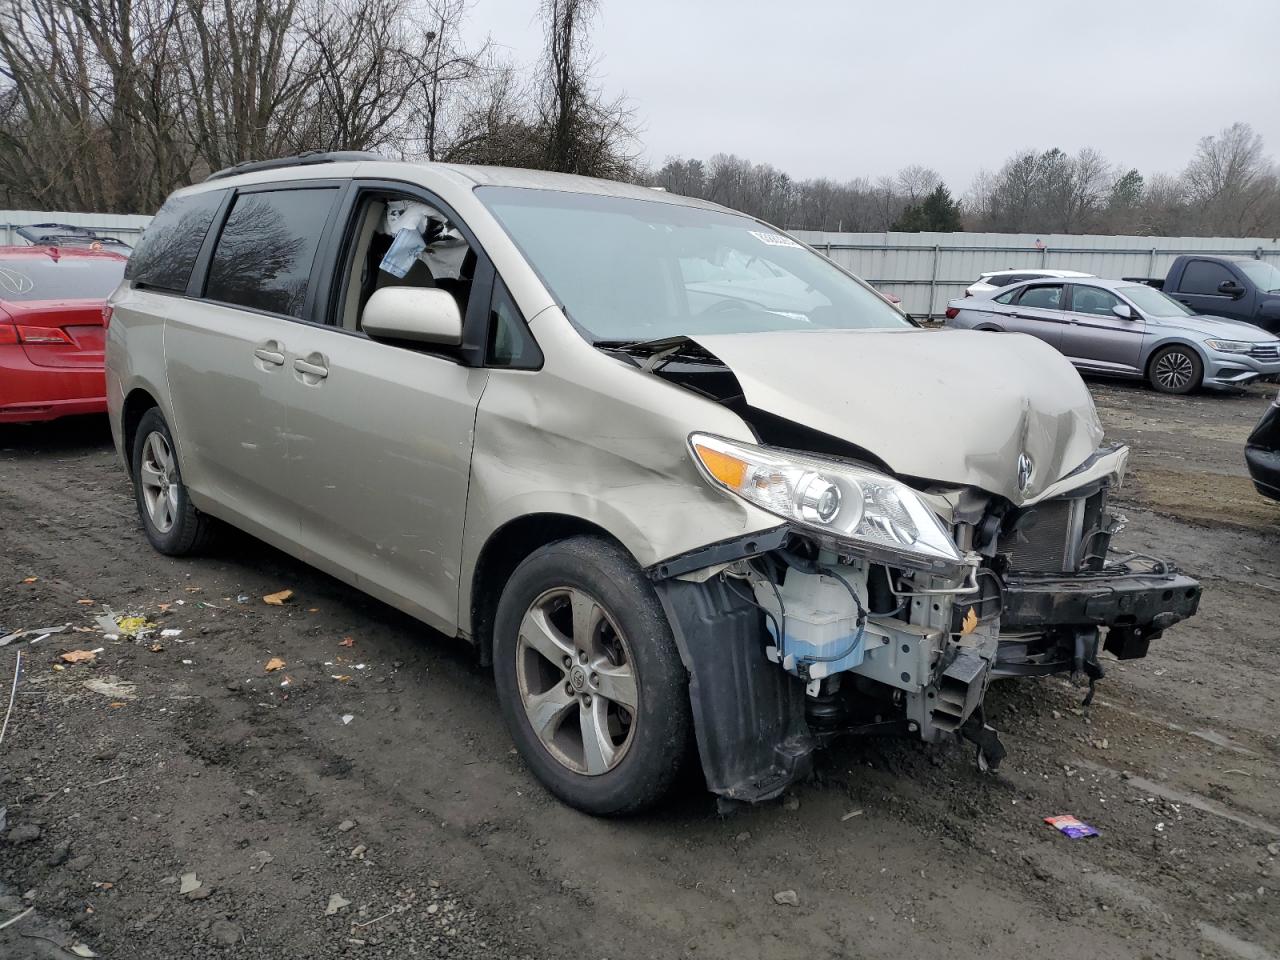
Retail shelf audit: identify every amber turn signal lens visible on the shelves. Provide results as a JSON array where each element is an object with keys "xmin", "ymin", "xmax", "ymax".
[{"xmin": 693, "ymin": 443, "xmax": 747, "ymax": 489}]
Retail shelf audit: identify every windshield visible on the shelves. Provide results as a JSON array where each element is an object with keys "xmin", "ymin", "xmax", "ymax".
[
  {"xmin": 476, "ymin": 187, "xmax": 911, "ymax": 341},
  {"xmin": 1237, "ymin": 259, "xmax": 1280, "ymax": 294},
  {"xmin": 0, "ymin": 256, "xmax": 126, "ymax": 302},
  {"xmin": 1118, "ymin": 284, "xmax": 1195, "ymax": 317}
]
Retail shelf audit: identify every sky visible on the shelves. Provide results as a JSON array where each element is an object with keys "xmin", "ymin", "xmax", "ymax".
[{"xmin": 461, "ymin": 0, "xmax": 1280, "ymax": 192}]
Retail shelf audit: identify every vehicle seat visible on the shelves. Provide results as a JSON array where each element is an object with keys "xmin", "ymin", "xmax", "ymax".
[{"xmin": 434, "ymin": 248, "xmax": 477, "ymax": 317}]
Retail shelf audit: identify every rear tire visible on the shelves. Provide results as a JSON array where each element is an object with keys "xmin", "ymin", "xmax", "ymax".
[
  {"xmin": 1148, "ymin": 345, "xmax": 1202, "ymax": 395},
  {"xmin": 131, "ymin": 408, "xmax": 214, "ymax": 555},
  {"xmin": 492, "ymin": 536, "xmax": 690, "ymax": 816}
]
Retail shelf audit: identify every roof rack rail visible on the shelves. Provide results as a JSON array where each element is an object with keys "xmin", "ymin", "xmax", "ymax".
[{"xmin": 204, "ymin": 150, "xmax": 384, "ymax": 182}]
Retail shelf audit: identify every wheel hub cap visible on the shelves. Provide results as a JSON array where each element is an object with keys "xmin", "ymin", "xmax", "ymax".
[
  {"xmin": 514, "ymin": 586, "xmax": 639, "ymax": 777},
  {"xmin": 139, "ymin": 431, "xmax": 179, "ymax": 534}
]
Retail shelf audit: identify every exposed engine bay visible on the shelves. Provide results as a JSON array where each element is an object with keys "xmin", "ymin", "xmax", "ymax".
[{"xmin": 613, "ymin": 336, "xmax": 1203, "ymax": 803}]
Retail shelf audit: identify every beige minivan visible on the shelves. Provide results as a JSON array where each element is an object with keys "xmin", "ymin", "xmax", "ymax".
[{"xmin": 107, "ymin": 154, "xmax": 1201, "ymax": 814}]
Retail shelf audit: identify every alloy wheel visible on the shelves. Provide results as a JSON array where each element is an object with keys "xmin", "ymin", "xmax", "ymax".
[
  {"xmin": 514, "ymin": 587, "xmax": 639, "ymax": 776},
  {"xmin": 138, "ymin": 430, "xmax": 179, "ymax": 533},
  {"xmin": 1154, "ymin": 350, "xmax": 1196, "ymax": 391}
]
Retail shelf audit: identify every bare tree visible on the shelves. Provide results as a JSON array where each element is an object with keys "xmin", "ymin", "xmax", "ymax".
[
  {"xmin": 1182, "ymin": 122, "xmax": 1271, "ymax": 234},
  {"xmin": 535, "ymin": 0, "xmax": 637, "ymax": 178}
]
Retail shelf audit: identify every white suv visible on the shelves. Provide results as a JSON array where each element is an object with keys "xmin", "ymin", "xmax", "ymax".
[{"xmin": 965, "ymin": 268, "xmax": 1093, "ymax": 297}]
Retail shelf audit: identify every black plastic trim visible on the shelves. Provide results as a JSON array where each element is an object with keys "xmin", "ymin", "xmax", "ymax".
[
  {"xmin": 648, "ymin": 526, "xmax": 789, "ymax": 581},
  {"xmin": 999, "ymin": 569, "xmax": 1201, "ymax": 631},
  {"xmin": 653, "ymin": 576, "xmax": 813, "ymax": 803}
]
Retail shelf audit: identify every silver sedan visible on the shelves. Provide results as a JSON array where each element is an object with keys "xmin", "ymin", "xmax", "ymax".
[{"xmin": 945, "ymin": 276, "xmax": 1280, "ymax": 394}]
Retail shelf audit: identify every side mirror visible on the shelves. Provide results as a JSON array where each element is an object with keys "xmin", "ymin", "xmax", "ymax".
[
  {"xmin": 1112, "ymin": 303, "xmax": 1134, "ymax": 320},
  {"xmin": 1218, "ymin": 279, "xmax": 1245, "ymax": 298},
  {"xmin": 362, "ymin": 287, "xmax": 463, "ymax": 346}
]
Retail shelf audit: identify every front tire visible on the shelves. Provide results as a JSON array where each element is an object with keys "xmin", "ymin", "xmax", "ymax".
[
  {"xmin": 1148, "ymin": 345, "xmax": 1202, "ymax": 395},
  {"xmin": 131, "ymin": 408, "xmax": 214, "ymax": 555},
  {"xmin": 493, "ymin": 536, "xmax": 691, "ymax": 816}
]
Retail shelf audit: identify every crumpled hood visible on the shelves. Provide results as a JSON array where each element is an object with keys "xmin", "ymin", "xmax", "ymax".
[{"xmin": 690, "ymin": 328, "xmax": 1104, "ymax": 505}]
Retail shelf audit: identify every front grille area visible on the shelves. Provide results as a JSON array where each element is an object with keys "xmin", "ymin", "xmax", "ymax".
[
  {"xmin": 998, "ymin": 490, "xmax": 1111, "ymax": 573},
  {"xmin": 1250, "ymin": 343, "xmax": 1280, "ymax": 361}
]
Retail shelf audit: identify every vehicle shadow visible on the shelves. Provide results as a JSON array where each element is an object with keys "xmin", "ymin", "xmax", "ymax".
[
  {"xmin": 0, "ymin": 414, "xmax": 114, "ymax": 455},
  {"xmin": 1083, "ymin": 373, "xmax": 1275, "ymax": 404}
]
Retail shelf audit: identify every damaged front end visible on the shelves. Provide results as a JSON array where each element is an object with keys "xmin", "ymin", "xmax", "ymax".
[{"xmin": 632, "ymin": 344, "xmax": 1201, "ymax": 803}]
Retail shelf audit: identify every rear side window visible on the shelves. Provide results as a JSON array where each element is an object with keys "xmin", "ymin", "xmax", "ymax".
[
  {"xmin": 205, "ymin": 188, "xmax": 339, "ymax": 318},
  {"xmin": 993, "ymin": 288, "xmax": 1018, "ymax": 304},
  {"xmin": 1016, "ymin": 284, "xmax": 1063, "ymax": 309},
  {"xmin": 126, "ymin": 190, "xmax": 225, "ymax": 292},
  {"xmin": 1180, "ymin": 259, "xmax": 1235, "ymax": 295}
]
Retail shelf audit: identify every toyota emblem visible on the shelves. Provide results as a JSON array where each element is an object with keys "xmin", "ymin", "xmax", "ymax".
[{"xmin": 1016, "ymin": 453, "xmax": 1035, "ymax": 495}]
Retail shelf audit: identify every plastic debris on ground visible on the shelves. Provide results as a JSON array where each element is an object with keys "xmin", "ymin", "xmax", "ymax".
[
  {"xmin": 1, "ymin": 624, "xmax": 69, "ymax": 647},
  {"xmin": 1044, "ymin": 814, "xmax": 1099, "ymax": 839}
]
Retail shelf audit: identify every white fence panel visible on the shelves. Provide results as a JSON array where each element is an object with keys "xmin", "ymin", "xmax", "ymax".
[
  {"xmin": 793, "ymin": 230, "xmax": 1280, "ymax": 318},
  {"xmin": 0, "ymin": 209, "xmax": 152, "ymax": 246}
]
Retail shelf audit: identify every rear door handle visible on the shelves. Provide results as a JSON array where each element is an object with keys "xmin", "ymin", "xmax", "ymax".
[
  {"xmin": 293, "ymin": 356, "xmax": 329, "ymax": 379},
  {"xmin": 254, "ymin": 343, "xmax": 285, "ymax": 366}
]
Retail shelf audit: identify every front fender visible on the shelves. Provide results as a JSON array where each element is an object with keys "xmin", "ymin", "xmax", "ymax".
[{"xmin": 459, "ymin": 312, "xmax": 780, "ymax": 624}]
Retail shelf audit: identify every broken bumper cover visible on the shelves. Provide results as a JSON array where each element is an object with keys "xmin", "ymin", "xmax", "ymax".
[{"xmin": 995, "ymin": 563, "xmax": 1201, "ymax": 675}]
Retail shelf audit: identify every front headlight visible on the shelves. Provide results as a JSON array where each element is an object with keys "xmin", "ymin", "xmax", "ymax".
[
  {"xmin": 1205, "ymin": 339, "xmax": 1254, "ymax": 354},
  {"xmin": 688, "ymin": 433, "xmax": 963, "ymax": 571}
]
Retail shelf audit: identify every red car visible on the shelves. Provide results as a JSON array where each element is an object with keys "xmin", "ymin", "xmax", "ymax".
[{"xmin": 0, "ymin": 245, "xmax": 127, "ymax": 423}]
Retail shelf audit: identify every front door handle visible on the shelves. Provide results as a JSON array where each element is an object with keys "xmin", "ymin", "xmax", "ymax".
[
  {"xmin": 254, "ymin": 342, "xmax": 285, "ymax": 366},
  {"xmin": 293, "ymin": 356, "xmax": 328, "ymax": 380}
]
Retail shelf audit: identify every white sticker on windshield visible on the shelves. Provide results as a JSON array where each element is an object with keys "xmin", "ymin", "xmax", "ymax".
[{"xmin": 749, "ymin": 230, "xmax": 800, "ymax": 249}]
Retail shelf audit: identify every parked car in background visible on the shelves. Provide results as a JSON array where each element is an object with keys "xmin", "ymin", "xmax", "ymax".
[
  {"xmin": 107, "ymin": 154, "xmax": 1200, "ymax": 815},
  {"xmin": 1126, "ymin": 255, "xmax": 1280, "ymax": 333},
  {"xmin": 0, "ymin": 245, "xmax": 127, "ymax": 422},
  {"xmin": 964, "ymin": 268, "xmax": 1092, "ymax": 297},
  {"xmin": 15, "ymin": 223, "xmax": 133, "ymax": 255},
  {"xmin": 1246, "ymin": 391, "xmax": 1280, "ymax": 501},
  {"xmin": 944, "ymin": 276, "xmax": 1280, "ymax": 394}
]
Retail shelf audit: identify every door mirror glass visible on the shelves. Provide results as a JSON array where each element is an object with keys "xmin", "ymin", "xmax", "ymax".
[
  {"xmin": 362, "ymin": 287, "xmax": 463, "ymax": 346},
  {"xmin": 1218, "ymin": 279, "xmax": 1245, "ymax": 298},
  {"xmin": 1111, "ymin": 303, "xmax": 1133, "ymax": 320}
]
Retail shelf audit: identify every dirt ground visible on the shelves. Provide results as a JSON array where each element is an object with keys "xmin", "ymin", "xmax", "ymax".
[{"xmin": 1, "ymin": 378, "xmax": 1278, "ymax": 960}]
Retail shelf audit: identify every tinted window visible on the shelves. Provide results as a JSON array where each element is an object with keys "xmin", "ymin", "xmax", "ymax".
[
  {"xmin": 1070, "ymin": 285, "xmax": 1122, "ymax": 317},
  {"xmin": 126, "ymin": 190, "xmax": 225, "ymax": 292},
  {"xmin": 487, "ymin": 279, "xmax": 539, "ymax": 367},
  {"xmin": 205, "ymin": 188, "xmax": 338, "ymax": 317},
  {"xmin": 0, "ymin": 255, "xmax": 126, "ymax": 302},
  {"xmin": 993, "ymin": 289, "xmax": 1018, "ymax": 304},
  {"xmin": 1180, "ymin": 260, "xmax": 1235, "ymax": 295},
  {"xmin": 1016, "ymin": 284, "xmax": 1063, "ymax": 309}
]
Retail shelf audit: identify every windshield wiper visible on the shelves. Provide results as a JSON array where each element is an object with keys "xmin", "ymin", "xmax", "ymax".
[
  {"xmin": 592, "ymin": 334, "xmax": 696, "ymax": 354},
  {"xmin": 593, "ymin": 334, "xmax": 724, "ymax": 372}
]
